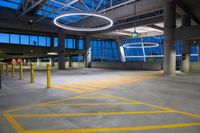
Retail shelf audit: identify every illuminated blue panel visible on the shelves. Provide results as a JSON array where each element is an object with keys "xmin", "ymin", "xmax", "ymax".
[
  {"xmin": 0, "ymin": 0, "xmax": 20, "ymax": 9},
  {"xmin": 10, "ymin": 34, "xmax": 20, "ymax": 44},
  {"xmin": 0, "ymin": 33, "xmax": 9, "ymax": 43},
  {"xmin": 54, "ymin": 37, "xmax": 58, "ymax": 47},
  {"xmin": 78, "ymin": 39, "xmax": 84, "ymax": 50},
  {"xmin": 39, "ymin": 36, "xmax": 46, "ymax": 46},
  {"xmin": 21, "ymin": 35, "xmax": 29, "ymax": 45}
]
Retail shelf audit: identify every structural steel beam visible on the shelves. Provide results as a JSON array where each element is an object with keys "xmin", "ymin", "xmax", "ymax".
[
  {"xmin": 36, "ymin": 0, "xmax": 79, "ymax": 22},
  {"xmin": 17, "ymin": 0, "xmax": 43, "ymax": 18}
]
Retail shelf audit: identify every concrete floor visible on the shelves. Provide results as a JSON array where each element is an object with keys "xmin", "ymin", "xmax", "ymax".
[{"xmin": 0, "ymin": 68, "xmax": 200, "ymax": 133}]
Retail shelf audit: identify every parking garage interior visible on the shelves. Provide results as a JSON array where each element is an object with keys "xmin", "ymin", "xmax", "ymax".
[{"xmin": 0, "ymin": 0, "xmax": 200, "ymax": 133}]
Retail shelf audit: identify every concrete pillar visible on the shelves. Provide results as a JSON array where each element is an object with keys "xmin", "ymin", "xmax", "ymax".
[
  {"xmin": 50, "ymin": 57, "xmax": 55, "ymax": 66},
  {"xmin": 198, "ymin": 45, "xmax": 200, "ymax": 62},
  {"xmin": 28, "ymin": 58, "xmax": 31, "ymax": 66},
  {"xmin": 84, "ymin": 36, "xmax": 91, "ymax": 68},
  {"xmin": 50, "ymin": 35, "xmax": 54, "ymax": 48},
  {"xmin": 58, "ymin": 30, "xmax": 65, "ymax": 70},
  {"xmin": 163, "ymin": 0, "xmax": 176, "ymax": 76},
  {"xmin": 68, "ymin": 55, "xmax": 72, "ymax": 68},
  {"xmin": 116, "ymin": 38, "xmax": 126, "ymax": 62},
  {"xmin": 37, "ymin": 58, "xmax": 41, "ymax": 66},
  {"xmin": 181, "ymin": 15, "xmax": 191, "ymax": 73}
]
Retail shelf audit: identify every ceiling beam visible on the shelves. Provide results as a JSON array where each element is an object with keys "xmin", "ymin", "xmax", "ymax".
[
  {"xmin": 30, "ymin": 0, "xmax": 48, "ymax": 16},
  {"xmin": 17, "ymin": 0, "xmax": 43, "ymax": 18},
  {"xmin": 35, "ymin": 0, "xmax": 79, "ymax": 22},
  {"xmin": 175, "ymin": 0, "xmax": 200, "ymax": 25},
  {"xmin": 147, "ymin": 24, "xmax": 164, "ymax": 31}
]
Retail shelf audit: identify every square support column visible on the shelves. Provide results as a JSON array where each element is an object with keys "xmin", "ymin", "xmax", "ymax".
[
  {"xmin": 116, "ymin": 37, "xmax": 126, "ymax": 62},
  {"xmin": 58, "ymin": 30, "xmax": 65, "ymax": 70},
  {"xmin": 181, "ymin": 15, "xmax": 191, "ymax": 73},
  {"xmin": 163, "ymin": 0, "xmax": 176, "ymax": 76},
  {"xmin": 84, "ymin": 36, "xmax": 91, "ymax": 68}
]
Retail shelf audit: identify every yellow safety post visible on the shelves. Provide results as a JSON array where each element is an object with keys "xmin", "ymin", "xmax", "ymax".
[
  {"xmin": 30, "ymin": 64, "xmax": 34, "ymax": 83},
  {"xmin": 47, "ymin": 64, "xmax": 51, "ymax": 88},
  {"xmin": 12, "ymin": 63, "xmax": 15, "ymax": 79},
  {"xmin": 19, "ymin": 63, "xmax": 23, "ymax": 80},
  {"xmin": 6, "ymin": 63, "xmax": 8, "ymax": 76}
]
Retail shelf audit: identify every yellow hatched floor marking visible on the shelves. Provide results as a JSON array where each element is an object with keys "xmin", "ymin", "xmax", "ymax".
[
  {"xmin": 3, "ymin": 92, "xmax": 100, "ymax": 113},
  {"xmin": 12, "ymin": 110, "xmax": 175, "ymax": 117},
  {"xmin": 21, "ymin": 122, "xmax": 200, "ymax": 133},
  {"xmin": 3, "ymin": 113, "xmax": 24, "ymax": 133},
  {"xmin": 99, "ymin": 93, "xmax": 200, "ymax": 119},
  {"xmin": 40, "ymin": 102, "xmax": 141, "ymax": 107},
  {"xmin": 64, "ymin": 84, "xmax": 105, "ymax": 90},
  {"xmin": 52, "ymin": 85, "xmax": 85, "ymax": 93}
]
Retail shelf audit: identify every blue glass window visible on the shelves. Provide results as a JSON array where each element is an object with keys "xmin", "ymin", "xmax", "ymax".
[
  {"xmin": 30, "ymin": 36, "xmax": 38, "ymax": 46},
  {"xmin": 54, "ymin": 37, "xmax": 58, "ymax": 47},
  {"xmin": 10, "ymin": 34, "xmax": 20, "ymax": 44},
  {"xmin": 78, "ymin": 39, "xmax": 84, "ymax": 50},
  {"xmin": 0, "ymin": 33, "xmax": 9, "ymax": 43},
  {"xmin": 46, "ymin": 37, "xmax": 50, "ymax": 47},
  {"xmin": 20, "ymin": 35, "xmax": 29, "ymax": 45},
  {"xmin": 39, "ymin": 36, "xmax": 46, "ymax": 46}
]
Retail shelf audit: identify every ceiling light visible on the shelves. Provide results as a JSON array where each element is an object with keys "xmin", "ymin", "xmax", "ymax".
[
  {"xmin": 48, "ymin": 52, "xmax": 58, "ymax": 55},
  {"xmin": 123, "ymin": 42, "xmax": 159, "ymax": 48},
  {"xmin": 53, "ymin": 12, "xmax": 113, "ymax": 32}
]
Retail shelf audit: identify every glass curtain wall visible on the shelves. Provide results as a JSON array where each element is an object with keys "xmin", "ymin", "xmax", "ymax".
[
  {"xmin": 123, "ymin": 35, "xmax": 199, "ymax": 69},
  {"xmin": 91, "ymin": 39, "xmax": 120, "ymax": 62}
]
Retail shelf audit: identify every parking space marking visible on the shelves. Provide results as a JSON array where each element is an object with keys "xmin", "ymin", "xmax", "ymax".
[
  {"xmin": 41, "ymin": 102, "xmax": 141, "ymax": 107},
  {"xmin": 21, "ymin": 122, "xmax": 200, "ymax": 133},
  {"xmin": 12, "ymin": 110, "xmax": 175, "ymax": 118}
]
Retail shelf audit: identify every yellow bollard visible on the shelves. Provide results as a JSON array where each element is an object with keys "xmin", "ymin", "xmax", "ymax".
[
  {"xmin": 6, "ymin": 63, "xmax": 8, "ymax": 76},
  {"xmin": 30, "ymin": 64, "xmax": 34, "ymax": 83},
  {"xmin": 20, "ymin": 63, "xmax": 23, "ymax": 80},
  {"xmin": 12, "ymin": 63, "xmax": 15, "ymax": 79},
  {"xmin": 47, "ymin": 64, "xmax": 51, "ymax": 88}
]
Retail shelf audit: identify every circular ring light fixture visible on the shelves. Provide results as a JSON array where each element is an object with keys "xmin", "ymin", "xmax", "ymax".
[
  {"xmin": 54, "ymin": 12, "xmax": 113, "ymax": 32},
  {"xmin": 123, "ymin": 42, "xmax": 159, "ymax": 48}
]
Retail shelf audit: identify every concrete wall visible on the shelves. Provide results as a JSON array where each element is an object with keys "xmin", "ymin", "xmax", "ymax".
[
  {"xmin": 91, "ymin": 62, "xmax": 162, "ymax": 71},
  {"xmin": 190, "ymin": 62, "xmax": 200, "ymax": 71},
  {"xmin": 31, "ymin": 62, "xmax": 85, "ymax": 69}
]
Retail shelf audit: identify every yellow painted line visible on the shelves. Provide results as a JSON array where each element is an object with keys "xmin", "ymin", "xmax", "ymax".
[
  {"xmin": 73, "ymin": 96, "xmax": 114, "ymax": 99},
  {"xmin": 3, "ymin": 113, "xmax": 24, "ymax": 132},
  {"xmin": 52, "ymin": 85, "xmax": 84, "ymax": 93},
  {"xmin": 22, "ymin": 122, "xmax": 200, "ymax": 133},
  {"xmin": 99, "ymin": 93, "xmax": 200, "ymax": 119},
  {"xmin": 3, "ymin": 92, "xmax": 99, "ymax": 113},
  {"xmin": 12, "ymin": 110, "xmax": 175, "ymax": 117},
  {"xmin": 64, "ymin": 84, "xmax": 98, "ymax": 90},
  {"xmin": 100, "ymin": 93, "xmax": 175, "ymax": 111},
  {"xmin": 41, "ymin": 102, "xmax": 140, "ymax": 107},
  {"xmin": 175, "ymin": 111, "xmax": 200, "ymax": 119}
]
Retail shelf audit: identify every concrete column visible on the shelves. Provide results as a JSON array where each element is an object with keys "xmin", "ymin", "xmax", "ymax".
[
  {"xmin": 28, "ymin": 58, "xmax": 31, "ymax": 66},
  {"xmin": 84, "ymin": 36, "xmax": 91, "ymax": 68},
  {"xmin": 50, "ymin": 57, "xmax": 55, "ymax": 66},
  {"xmin": 163, "ymin": 0, "xmax": 176, "ymax": 76},
  {"xmin": 68, "ymin": 55, "xmax": 72, "ymax": 68},
  {"xmin": 50, "ymin": 35, "xmax": 54, "ymax": 48},
  {"xmin": 58, "ymin": 30, "xmax": 65, "ymax": 70},
  {"xmin": 198, "ymin": 45, "xmax": 200, "ymax": 62},
  {"xmin": 181, "ymin": 15, "xmax": 191, "ymax": 73},
  {"xmin": 37, "ymin": 58, "xmax": 41, "ymax": 66},
  {"xmin": 116, "ymin": 37, "xmax": 126, "ymax": 62}
]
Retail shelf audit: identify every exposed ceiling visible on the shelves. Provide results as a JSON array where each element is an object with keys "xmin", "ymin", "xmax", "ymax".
[{"xmin": 0, "ymin": 0, "xmax": 199, "ymax": 38}]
